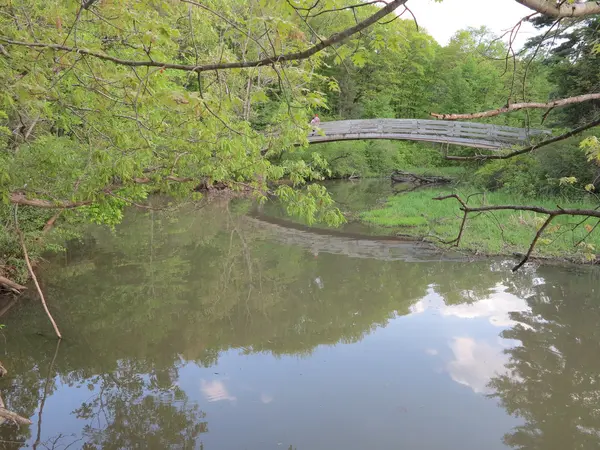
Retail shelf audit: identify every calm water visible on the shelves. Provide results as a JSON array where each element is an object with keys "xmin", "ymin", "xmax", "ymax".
[{"xmin": 0, "ymin": 182, "xmax": 599, "ymax": 449}]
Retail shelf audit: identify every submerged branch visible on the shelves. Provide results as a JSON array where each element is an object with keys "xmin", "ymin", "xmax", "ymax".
[{"xmin": 14, "ymin": 208, "xmax": 62, "ymax": 339}]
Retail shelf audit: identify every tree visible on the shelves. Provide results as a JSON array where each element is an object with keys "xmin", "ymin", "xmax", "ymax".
[{"xmin": 0, "ymin": 0, "xmax": 414, "ymax": 293}]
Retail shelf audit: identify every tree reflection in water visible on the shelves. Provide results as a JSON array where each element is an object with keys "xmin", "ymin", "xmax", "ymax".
[
  {"xmin": 488, "ymin": 267, "xmax": 600, "ymax": 450},
  {"xmin": 0, "ymin": 199, "xmax": 597, "ymax": 448}
]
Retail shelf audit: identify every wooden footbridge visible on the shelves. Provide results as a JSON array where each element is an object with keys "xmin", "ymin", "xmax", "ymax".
[{"xmin": 308, "ymin": 119, "xmax": 551, "ymax": 149}]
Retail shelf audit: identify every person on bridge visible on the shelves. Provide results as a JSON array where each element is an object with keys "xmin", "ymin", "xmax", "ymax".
[{"xmin": 310, "ymin": 114, "xmax": 320, "ymax": 136}]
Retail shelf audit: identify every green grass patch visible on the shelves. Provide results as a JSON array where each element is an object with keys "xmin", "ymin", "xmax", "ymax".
[{"xmin": 360, "ymin": 187, "xmax": 600, "ymax": 262}]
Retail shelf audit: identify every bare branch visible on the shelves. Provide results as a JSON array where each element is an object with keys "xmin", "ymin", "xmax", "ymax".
[
  {"xmin": 432, "ymin": 93, "xmax": 600, "ymax": 120},
  {"xmin": 574, "ymin": 219, "xmax": 600, "ymax": 247},
  {"xmin": 434, "ymin": 194, "xmax": 600, "ymax": 271},
  {"xmin": 513, "ymin": 214, "xmax": 555, "ymax": 271},
  {"xmin": 445, "ymin": 115, "xmax": 600, "ymax": 161},
  {"xmin": 81, "ymin": 0, "xmax": 98, "ymax": 10},
  {"xmin": 9, "ymin": 192, "xmax": 93, "ymax": 208},
  {"xmin": 308, "ymin": 0, "xmax": 385, "ymax": 18},
  {"xmin": 516, "ymin": 0, "xmax": 600, "ymax": 17},
  {"xmin": 0, "ymin": 0, "xmax": 407, "ymax": 73}
]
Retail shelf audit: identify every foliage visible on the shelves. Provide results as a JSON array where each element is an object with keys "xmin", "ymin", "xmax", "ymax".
[
  {"xmin": 472, "ymin": 130, "xmax": 600, "ymax": 197},
  {"xmin": 2, "ymin": 0, "xmax": 390, "ymax": 282},
  {"xmin": 0, "ymin": 0, "xmax": 599, "ymax": 284},
  {"xmin": 527, "ymin": 16, "xmax": 600, "ymax": 127}
]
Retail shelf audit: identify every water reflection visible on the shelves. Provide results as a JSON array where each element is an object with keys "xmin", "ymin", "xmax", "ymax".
[
  {"xmin": 0, "ymin": 197, "xmax": 598, "ymax": 449},
  {"xmin": 447, "ymin": 336, "xmax": 510, "ymax": 394}
]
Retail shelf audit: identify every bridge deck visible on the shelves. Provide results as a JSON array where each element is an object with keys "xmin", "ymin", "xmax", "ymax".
[{"xmin": 308, "ymin": 119, "xmax": 550, "ymax": 149}]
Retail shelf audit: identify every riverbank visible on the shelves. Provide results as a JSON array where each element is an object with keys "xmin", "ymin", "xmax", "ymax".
[{"xmin": 359, "ymin": 186, "xmax": 600, "ymax": 265}]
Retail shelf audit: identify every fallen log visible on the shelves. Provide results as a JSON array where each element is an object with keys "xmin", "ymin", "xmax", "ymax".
[
  {"xmin": 391, "ymin": 170, "xmax": 452, "ymax": 185},
  {"xmin": 0, "ymin": 276, "xmax": 26, "ymax": 294}
]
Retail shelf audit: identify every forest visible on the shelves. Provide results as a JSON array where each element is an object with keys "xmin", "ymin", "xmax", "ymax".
[{"xmin": 1, "ymin": 0, "xmax": 600, "ymax": 294}]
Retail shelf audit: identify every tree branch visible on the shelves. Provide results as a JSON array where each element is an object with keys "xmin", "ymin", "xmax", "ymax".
[
  {"xmin": 307, "ymin": 0, "xmax": 386, "ymax": 18},
  {"xmin": 513, "ymin": 214, "xmax": 555, "ymax": 271},
  {"xmin": 9, "ymin": 192, "xmax": 93, "ymax": 208},
  {"xmin": 0, "ymin": 276, "xmax": 26, "ymax": 294},
  {"xmin": 15, "ymin": 206, "xmax": 62, "ymax": 339},
  {"xmin": 431, "ymin": 93, "xmax": 600, "ymax": 120},
  {"xmin": 0, "ymin": 0, "xmax": 407, "ymax": 73},
  {"xmin": 445, "ymin": 115, "xmax": 600, "ymax": 161},
  {"xmin": 433, "ymin": 194, "xmax": 600, "ymax": 271},
  {"xmin": 516, "ymin": 0, "xmax": 600, "ymax": 17},
  {"xmin": 15, "ymin": 207, "xmax": 62, "ymax": 339}
]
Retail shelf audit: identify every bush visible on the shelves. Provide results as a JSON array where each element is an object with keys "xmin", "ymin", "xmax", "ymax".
[{"xmin": 473, "ymin": 131, "xmax": 600, "ymax": 198}]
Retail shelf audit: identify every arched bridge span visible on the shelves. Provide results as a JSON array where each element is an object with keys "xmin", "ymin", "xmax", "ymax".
[{"xmin": 308, "ymin": 119, "xmax": 550, "ymax": 149}]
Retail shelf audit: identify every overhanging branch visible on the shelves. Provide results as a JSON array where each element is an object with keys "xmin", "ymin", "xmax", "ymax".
[
  {"xmin": 431, "ymin": 93, "xmax": 600, "ymax": 120},
  {"xmin": 434, "ymin": 193, "xmax": 600, "ymax": 271},
  {"xmin": 516, "ymin": 0, "xmax": 600, "ymax": 17},
  {"xmin": 0, "ymin": 0, "xmax": 407, "ymax": 73},
  {"xmin": 445, "ymin": 115, "xmax": 600, "ymax": 161}
]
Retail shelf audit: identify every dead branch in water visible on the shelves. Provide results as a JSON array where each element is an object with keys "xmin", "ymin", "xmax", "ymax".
[
  {"xmin": 391, "ymin": 170, "xmax": 452, "ymax": 185},
  {"xmin": 14, "ymin": 207, "xmax": 62, "ymax": 339}
]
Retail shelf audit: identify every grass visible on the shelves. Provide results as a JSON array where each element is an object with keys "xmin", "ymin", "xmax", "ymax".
[{"xmin": 360, "ymin": 187, "xmax": 600, "ymax": 263}]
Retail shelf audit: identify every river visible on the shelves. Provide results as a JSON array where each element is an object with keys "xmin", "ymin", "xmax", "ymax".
[{"xmin": 0, "ymin": 180, "xmax": 599, "ymax": 449}]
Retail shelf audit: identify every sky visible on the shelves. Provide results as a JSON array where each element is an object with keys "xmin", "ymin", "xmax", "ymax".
[{"xmin": 408, "ymin": 0, "xmax": 538, "ymax": 49}]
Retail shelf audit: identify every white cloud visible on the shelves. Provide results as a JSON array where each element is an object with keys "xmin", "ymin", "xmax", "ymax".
[
  {"xmin": 411, "ymin": 284, "xmax": 531, "ymax": 327},
  {"xmin": 260, "ymin": 393, "xmax": 274, "ymax": 404},
  {"xmin": 440, "ymin": 286, "xmax": 530, "ymax": 327},
  {"xmin": 408, "ymin": 0, "xmax": 537, "ymax": 48},
  {"xmin": 200, "ymin": 379, "xmax": 236, "ymax": 403},
  {"xmin": 447, "ymin": 337, "xmax": 509, "ymax": 393}
]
